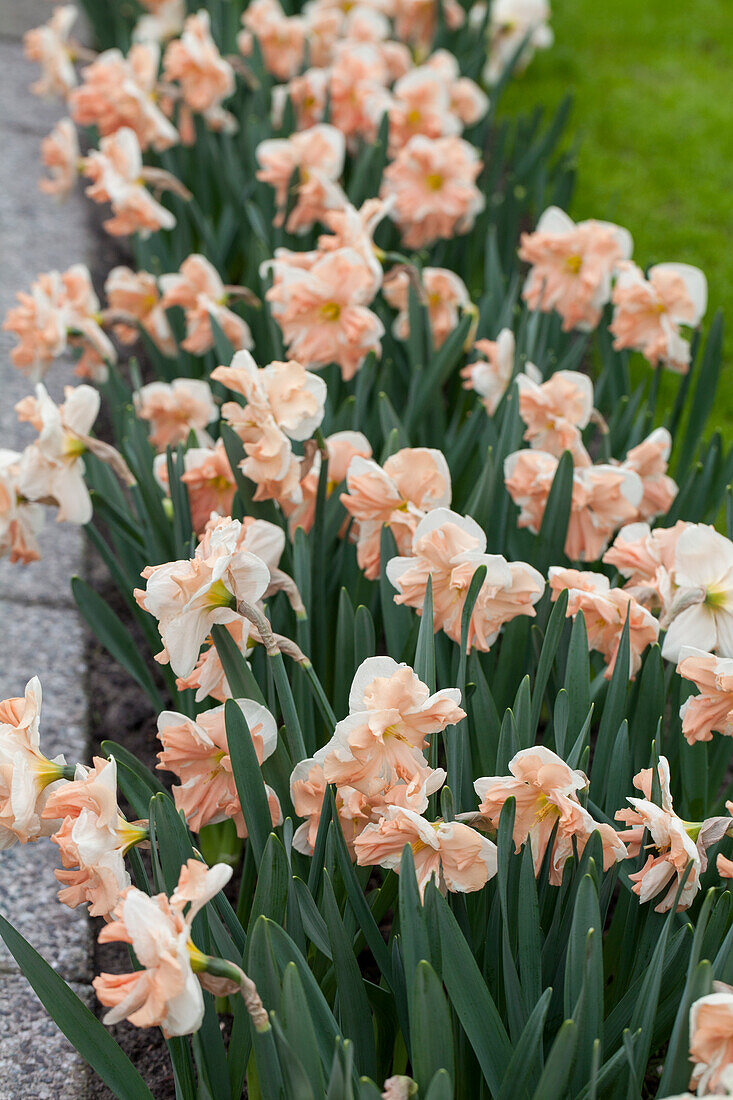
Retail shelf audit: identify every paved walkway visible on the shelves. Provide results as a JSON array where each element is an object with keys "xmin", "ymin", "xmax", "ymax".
[{"xmin": 0, "ymin": 3, "xmax": 92, "ymax": 1097}]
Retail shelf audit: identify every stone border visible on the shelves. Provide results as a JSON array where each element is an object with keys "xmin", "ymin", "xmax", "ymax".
[{"xmin": 0, "ymin": 5, "xmax": 93, "ymax": 1096}]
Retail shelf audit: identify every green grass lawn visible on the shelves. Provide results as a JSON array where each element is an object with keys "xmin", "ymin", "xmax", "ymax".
[{"xmin": 500, "ymin": 0, "xmax": 733, "ymax": 437}]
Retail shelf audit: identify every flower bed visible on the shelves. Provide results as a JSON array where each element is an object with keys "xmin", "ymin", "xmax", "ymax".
[{"xmin": 2, "ymin": 1, "xmax": 732, "ymax": 1097}]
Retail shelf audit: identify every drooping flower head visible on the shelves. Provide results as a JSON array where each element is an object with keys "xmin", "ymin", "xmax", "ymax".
[
  {"xmin": 476, "ymin": 746, "xmax": 625, "ymax": 884},
  {"xmin": 549, "ymin": 566, "xmax": 659, "ymax": 679},
  {"xmin": 15, "ymin": 383, "xmax": 100, "ymax": 525},
  {"xmin": 159, "ymin": 254, "xmax": 253, "ymax": 355},
  {"xmin": 320, "ymin": 656, "xmax": 464, "ymax": 797},
  {"xmin": 94, "ymin": 860, "xmax": 233, "ymax": 1036},
  {"xmin": 0, "ymin": 677, "xmax": 68, "ymax": 848},
  {"xmin": 387, "ymin": 508, "xmax": 544, "ymax": 651},
  {"xmin": 133, "ymin": 378, "xmax": 217, "ymax": 452},
  {"xmin": 615, "ymin": 757, "xmax": 703, "ymax": 912},
  {"xmin": 134, "ymin": 516, "xmax": 271, "ymax": 677},
  {"xmin": 43, "ymin": 756, "xmax": 147, "ymax": 918},
  {"xmin": 610, "ymin": 261, "xmax": 707, "ymax": 373},
  {"xmin": 70, "ymin": 42, "xmax": 178, "ymax": 152},
  {"xmin": 519, "ymin": 206, "xmax": 632, "ymax": 332},
  {"xmin": 157, "ymin": 700, "xmax": 281, "ymax": 838},
  {"xmin": 341, "ymin": 448, "xmax": 452, "ymax": 579},
  {"xmin": 354, "ymin": 806, "xmax": 496, "ymax": 901},
  {"xmin": 461, "ymin": 328, "xmax": 542, "ymax": 416}
]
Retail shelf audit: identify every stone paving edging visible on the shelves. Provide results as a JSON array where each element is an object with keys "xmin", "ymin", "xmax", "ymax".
[{"xmin": 0, "ymin": 4, "xmax": 93, "ymax": 1096}]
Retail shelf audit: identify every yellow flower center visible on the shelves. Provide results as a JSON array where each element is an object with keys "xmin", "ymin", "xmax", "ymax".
[
  {"xmin": 33, "ymin": 757, "xmax": 68, "ymax": 788},
  {"xmin": 207, "ymin": 579, "xmax": 235, "ymax": 609},
  {"xmin": 426, "ymin": 172, "xmax": 444, "ymax": 191},
  {"xmin": 187, "ymin": 940, "xmax": 209, "ymax": 972},
  {"xmin": 534, "ymin": 793, "xmax": 560, "ymax": 824},
  {"xmin": 63, "ymin": 434, "xmax": 87, "ymax": 458},
  {"xmin": 705, "ymin": 586, "xmax": 728, "ymax": 609},
  {"xmin": 565, "ymin": 254, "xmax": 583, "ymax": 274},
  {"xmin": 407, "ymin": 108, "xmax": 422, "ymax": 125},
  {"xmin": 321, "ymin": 301, "xmax": 341, "ymax": 322},
  {"xmin": 117, "ymin": 819, "xmax": 149, "ymax": 853}
]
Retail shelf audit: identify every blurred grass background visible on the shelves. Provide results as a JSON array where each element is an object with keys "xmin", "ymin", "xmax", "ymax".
[{"xmin": 500, "ymin": 0, "xmax": 733, "ymax": 436}]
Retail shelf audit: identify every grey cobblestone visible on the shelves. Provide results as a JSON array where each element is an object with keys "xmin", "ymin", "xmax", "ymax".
[{"xmin": 0, "ymin": 2, "xmax": 93, "ymax": 1096}]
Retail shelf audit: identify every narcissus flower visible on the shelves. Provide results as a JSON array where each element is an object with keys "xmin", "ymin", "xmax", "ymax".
[
  {"xmin": 603, "ymin": 520, "xmax": 687, "ymax": 613},
  {"xmin": 3, "ymin": 264, "xmax": 115, "ymax": 381},
  {"xmin": 516, "ymin": 369, "xmax": 594, "ymax": 461},
  {"xmin": 620, "ymin": 427, "xmax": 677, "ymax": 521},
  {"xmin": 678, "ymin": 648, "xmax": 733, "ymax": 745},
  {"xmin": 461, "ymin": 328, "xmax": 541, "ymax": 416},
  {"xmin": 267, "ymin": 247, "xmax": 384, "ymax": 380},
  {"xmin": 133, "ymin": 378, "xmax": 217, "ymax": 452},
  {"xmin": 94, "ymin": 860, "xmax": 234, "ymax": 1035},
  {"xmin": 549, "ymin": 567, "xmax": 659, "ymax": 679},
  {"xmin": 162, "ymin": 10, "xmax": 235, "ymax": 116},
  {"xmin": 383, "ymin": 267, "xmax": 470, "ymax": 349},
  {"xmin": 176, "ymin": 442, "xmax": 237, "ymax": 534},
  {"xmin": 387, "ymin": 508, "xmax": 544, "ymax": 651},
  {"xmin": 475, "ymin": 746, "xmax": 625, "ymax": 884},
  {"xmin": 320, "ymin": 657, "xmax": 465, "ymax": 797},
  {"xmin": 0, "ymin": 450, "xmax": 44, "ymax": 565},
  {"xmin": 688, "ymin": 990, "xmax": 733, "ymax": 1095},
  {"xmin": 70, "ymin": 42, "xmax": 178, "ymax": 152},
  {"xmin": 157, "ymin": 700, "xmax": 281, "ymax": 837},
  {"xmin": 283, "ymin": 430, "xmax": 373, "ymax": 536},
  {"xmin": 238, "ymin": 0, "xmax": 306, "ymax": 81},
  {"xmin": 354, "ymin": 807, "xmax": 496, "ymax": 901},
  {"xmin": 610, "ymin": 261, "xmax": 707, "ymax": 373},
  {"xmin": 290, "ymin": 750, "xmax": 445, "ymax": 858},
  {"xmin": 661, "ymin": 524, "xmax": 733, "ymax": 662},
  {"xmin": 256, "ymin": 124, "xmax": 346, "ymax": 234},
  {"xmin": 104, "ymin": 266, "xmax": 176, "ymax": 355},
  {"xmin": 82, "ymin": 128, "xmax": 178, "ymax": 238},
  {"xmin": 39, "ymin": 118, "xmax": 80, "ymax": 200},
  {"xmin": 43, "ymin": 756, "xmax": 147, "ymax": 918},
  {"xmin": 615, "ymin": 757, "xmax": 703, "ymax": 912},
  {"xmin": 0, "ymin": 677, "xmax": 70, "ymax": 848},
  {"xmin": 159, "ymin": 254, "xmax": 253, "ymax": 355},
  {"xmin": 519, "ymin": 207, "xmax": 632, "ymax": 332},
  {"xmin": 504, "ymin": 449, "xmax": 642, "ymax": 562},
  {"xmin": 341, "ymin": 448, "xmax": 452, "ymax": 579},
  {"xmin": 392, "ymin": 0, "xmax": 465, "ymax": 52},
  {"xmin": 134, "ymin": 516, "xmax": 271, "ymax": 677},
  {"xmin": 16, "ymin": 383, "xmax": 100, "ymax": 525},
  {"xmin": 133, "ymin": 0, "xmax": 185, "ymax": 44},
  {"xmin": 381, "ymin": 135, "xmax": 484, "ymax": 249},
  {"xmin": 214, "ymin": 350, "xmax": 327, "ymax": 443},
  {"xmin": 23, "ymin": 5, "xmax": 78, "ymax": 99},
  {"xmin": 484, "ymin": 0, "xmax": 553, "ymax": 84}
]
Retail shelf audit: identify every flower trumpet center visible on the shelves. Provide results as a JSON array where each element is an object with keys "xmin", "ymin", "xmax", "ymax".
[
  {"xmin": 33, "ymin": 757, "xmax": 72, "ymax": 789},
  {"xmin": 412, "ymin": 820, "xmax": 441, "ymax": 855},
  {"xmin": 207, "ymin": 579, "xmax": 236, "ymax": 609},
  {"xmin": 425, "ymin": 172, "xmax": 444, "ymax": 192},
  {"xmin": 564, "ymin": 254, "xmax": 583, "ymax": 274},
  {"xmin": 705, "ymin": 585, "xmax": 729, "ymax": 610},
  {"xmin": 321, "ymin": 301, "xmax": 341, "ymax": 322},
  {"xmin": 534, "ymin": 793, "xmax": 559, "ymax": 824},
  {"xmin": 117, "ymin": 819, "xmax": 149, "ymax": 853},
  {"xmin": 63, "ymin": 433, "xmax": 87, "ymax": 459}
]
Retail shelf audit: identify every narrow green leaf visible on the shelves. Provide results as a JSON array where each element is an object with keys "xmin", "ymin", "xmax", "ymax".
[
  {"xmin": 322, "ymin": 871, "xmax": 377, "ymax": 1079},
  {"xmin": 0, "ymin": 915, "xmax": 154, "ymax": 1100},
  {"xmin": 72, "ymin": 576, "xmax": 163, "ymax": 709}
]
